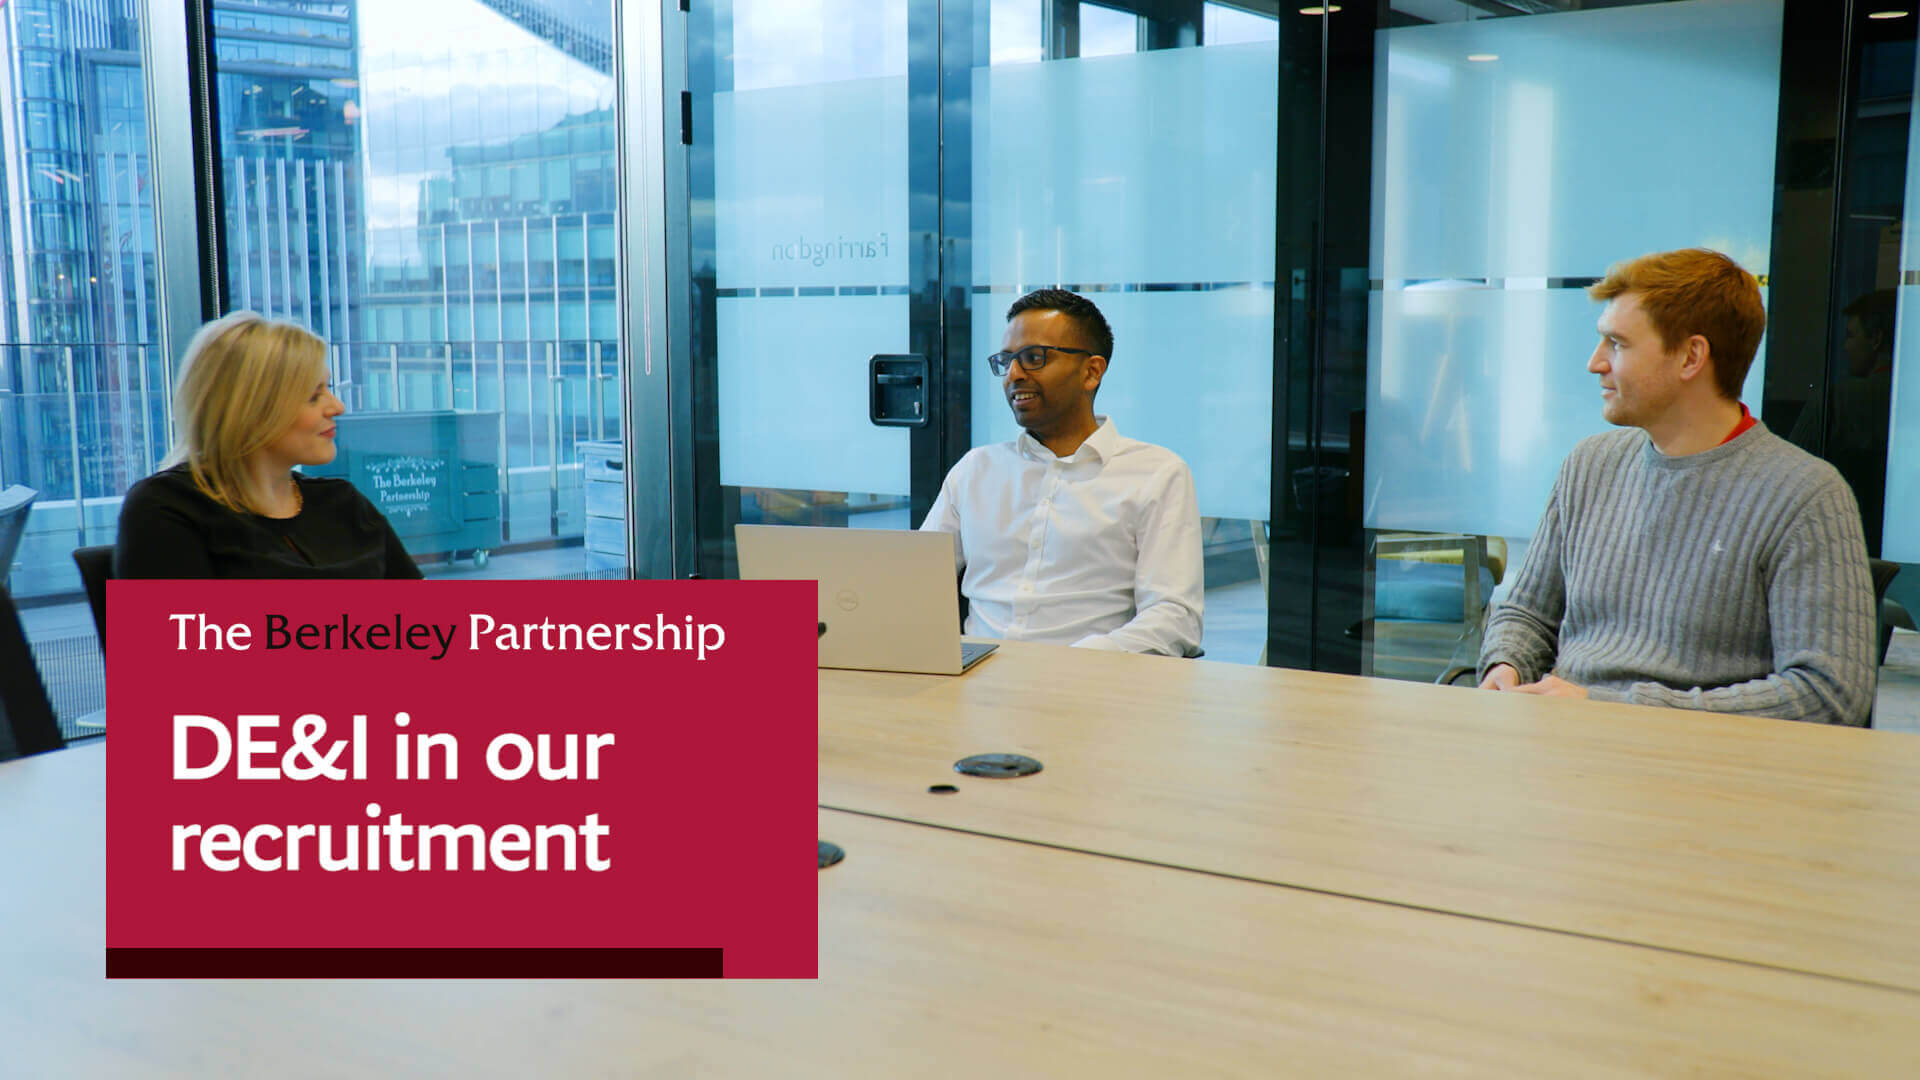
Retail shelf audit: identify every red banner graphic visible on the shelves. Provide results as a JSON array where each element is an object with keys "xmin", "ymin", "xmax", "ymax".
[{"xmin": 106, "ymin": 579, "xmax": 817, "ymax": 978}]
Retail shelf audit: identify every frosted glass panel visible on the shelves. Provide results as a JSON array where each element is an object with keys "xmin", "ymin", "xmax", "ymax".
[
  {"xmin": 714, "ymin": 76, "xmax": 910, "ymax": 494},
  {"xmin": 976, "ymin": 46, "xmax": 1275, "ymax": 286},
  {"xmin": 972, "ymin": 43, "xmax": 1276, "ymax": 519},
  {"xmin": 718, "ymin": 296, "xmax": 910, "ymax": 494},
  {"xmin": 714, "ymin": 79, "xmax": 908, "ymax": 291},
  {"xmin": 1884, "ymin": 57, "xmax": 1920, "ymax": 563},
  {"xmin": 1366, "ymin": 0, "xmax": 1783, "ymax": 538},
  {"xmin": 971, "ymin": 289, "xmax": 1274, "ymax": 520},
  {"xmin": 1367, "ymin": 286, "xmax": 1768, "ymax": 538}
]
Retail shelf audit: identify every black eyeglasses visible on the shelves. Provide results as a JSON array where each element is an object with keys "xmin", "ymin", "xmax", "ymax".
[{"xmin": 987, "ymin": 344, "xmax": 1094, "ymax": 376}]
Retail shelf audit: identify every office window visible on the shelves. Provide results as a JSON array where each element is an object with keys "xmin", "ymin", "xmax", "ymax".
[
  {"xmin": 211, "ymin": 0, "xmax": 624, "ymax": 580},
  {"xmin": 0, "ymin": 0, "xmax": 160, "ymax": 735},
  {"xmin": 1079, "ymin": 3, "xmax": 1139, "ymax": 58},
  {"xmin": 991, "ymin": 0, "xmax": 1044, "ymax": 65},
  {"xmin": 1, "ymin": 0, "xmax": 163, "ymax": 586},
  {"xmin": 1203, "ymin": 3, "xmax": 1275, "ymax": 46}
]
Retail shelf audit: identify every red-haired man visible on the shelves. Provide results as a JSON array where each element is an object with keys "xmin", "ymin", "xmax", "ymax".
[{"xmin": 1478, "ymin": 249, "xmax": 1875, "ymax": 725}]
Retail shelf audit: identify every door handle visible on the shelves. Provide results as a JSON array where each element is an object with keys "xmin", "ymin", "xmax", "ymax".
[{"xmin": 869, "ymin": 354, "xmax": 929, "ymax": 428}]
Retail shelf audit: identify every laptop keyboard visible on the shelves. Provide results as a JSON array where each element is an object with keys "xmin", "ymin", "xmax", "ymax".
[{"xmin": 960, "ymin": 642, "xmax": 996, "ymax": 668}]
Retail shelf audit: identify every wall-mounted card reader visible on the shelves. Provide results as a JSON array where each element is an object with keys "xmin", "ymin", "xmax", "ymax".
[{"xmin": 869, "ymin": 354, "xmax": 929, "ymax": 427}]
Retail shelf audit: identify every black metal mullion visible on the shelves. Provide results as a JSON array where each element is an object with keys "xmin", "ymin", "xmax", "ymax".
[
  {"xmin": 1764, "ymin": 0, "xmax": 1856, "ymax": 459},
  {"xmin": 677, "ymin": 0, "xmax": 726, "ymax": 579},
  {"xmin": 1267, "ymin": 5, "xmax": 1323, "ymax": 670},
  {"xmin": 1304, "ymin": 8, "xmax": 1377, "ymax": 677},
  {"xmin": 907, "ymin": 0, "xmax": 956, "ymax": 527},
  {"xmin": 935, "ymin": 0, "xmax": 973, "ymax": 518},
  {"xmin": 183, "ymin": 0, "xmax": 229, "ymax": 319}
]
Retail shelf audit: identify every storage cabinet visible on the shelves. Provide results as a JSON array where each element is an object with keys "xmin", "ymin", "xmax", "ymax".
[{"xmin": 578, "ymin": 440, "xmax": 625, "ymax": 574}]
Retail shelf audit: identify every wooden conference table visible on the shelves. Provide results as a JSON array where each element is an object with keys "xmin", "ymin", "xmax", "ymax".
[
  {"xmin": 5, "ymin": 646, "xmax": 1920, "ymax": 1074},
  {"xmin": 821, "ymin": 643, "xmax": 1920, "ymax": 995}
]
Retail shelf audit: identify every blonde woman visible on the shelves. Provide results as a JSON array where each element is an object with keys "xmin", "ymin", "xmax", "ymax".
[{"xmin": 115, "ymin": 312, "xmax": 422, "ymax": 579}]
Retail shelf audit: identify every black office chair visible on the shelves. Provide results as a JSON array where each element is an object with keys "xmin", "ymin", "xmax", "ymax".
[
  {"xmin": 1869, "ymin": 558, "xmax": 1905, "ymax": 667},
  {"xmin": 73, "ymin": 545, "xmax": 112, "ymax": 657},
  {"xmin": 0, "ymin": 485, "xmax": 35, "ymax": 588},
  {"xmin": 0, "ymin": 584, "xmax": 64, "ymax": 761}
]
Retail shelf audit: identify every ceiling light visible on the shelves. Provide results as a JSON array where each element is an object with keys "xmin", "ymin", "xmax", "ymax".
[
  {"xmin": 1468, "ymin": 53, "xmax": 1499, "ymax": 62},
  {"xmin": 1299, "ymin": 4, "xmax": 1342, "ymax": 12},
  {"xmin": 1868, "ymin": 10, "xmax": 1910, "ymax": 18}
]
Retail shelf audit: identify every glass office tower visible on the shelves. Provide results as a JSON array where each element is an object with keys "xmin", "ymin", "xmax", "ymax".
[
  {"xmin": 0, "ymin": 0, "xmax": 158, "ymax": 509},
  {"xmin": 213, "ymin": 0, "xmax": 362, "ymax": 345}
]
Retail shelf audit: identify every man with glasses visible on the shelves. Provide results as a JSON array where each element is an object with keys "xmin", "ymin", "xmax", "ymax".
[{"xmin": 919, "ymin": 289, "xmax": 1203, "ymax": 655}]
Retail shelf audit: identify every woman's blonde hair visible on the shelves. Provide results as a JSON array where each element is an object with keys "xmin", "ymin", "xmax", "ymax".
[{"xmin": 164, "ymin": 311, "xmax": 330, "ymax": 514}]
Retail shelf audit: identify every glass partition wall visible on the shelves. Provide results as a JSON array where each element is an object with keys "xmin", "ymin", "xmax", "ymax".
[
  {"xmin": 685, "ymin": 0, "xmax": 917, "ymax": 574},
  {"xmin": 678, "ymin": 0, "xmax": 1905, "ymax": 675},
  {"xmin": 684, "ymin": 0, "xmax": 1280, "ymax": 662},
  {"xmin": 966, "ymin": 2, "xmax": 1279, "ymax": 663},
  {"xmin": 1358, "ymin": 0, "xmax": 1784, "ymax": 683}
]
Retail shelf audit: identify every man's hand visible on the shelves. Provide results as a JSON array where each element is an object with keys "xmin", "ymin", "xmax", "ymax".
[
  {"xmin": 1511, "ymin": 673, "xmax": 1588, "ymax": 699},
  {"xmin": 1478, "ymin": 663, "xmax": 1519, "ymax": 691}
]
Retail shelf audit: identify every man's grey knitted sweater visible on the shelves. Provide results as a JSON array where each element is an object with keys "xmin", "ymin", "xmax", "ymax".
[{"xmin": 1479, "ymin": 422, "xmax": 1876, "ymax": 725}]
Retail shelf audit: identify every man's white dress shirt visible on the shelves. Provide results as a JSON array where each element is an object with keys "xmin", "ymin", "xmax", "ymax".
[{"xmin": 919, "ymin": 416, "xmax": 1204, "ymax": 656}]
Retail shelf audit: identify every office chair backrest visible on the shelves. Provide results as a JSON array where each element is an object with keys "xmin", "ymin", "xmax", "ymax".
[
  {"xmin": 0, "ymin": 583, "xmax": 64, "ymax": 761},
  {"xmin": 72, "ymin": 545, "xmax": 112, "ymax": 657},
  {"xmin": 0, "ymin": 485, "xmax": 35, "ymax": 586},
  {"xmin": 1863, "ymin": 558, "xmax": 1905, "ymax": 731},
  {"xmin": 1870, "ymin": 558, "xmax": 1899, "ymax": 606}
]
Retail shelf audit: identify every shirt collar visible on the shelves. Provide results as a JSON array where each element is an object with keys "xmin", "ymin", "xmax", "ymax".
[
  {"xmin": 1018, "ymin": 415, "xmax": 1119, "ymax": 464},
  {"xmin": 1716, "ymin": 402, "xmax": 1757, "ymax": 447}
]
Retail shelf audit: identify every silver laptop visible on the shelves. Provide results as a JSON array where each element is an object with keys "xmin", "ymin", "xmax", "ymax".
[{"xmin": 735, "ymin": 525, "xmax": 998, "ymax": 675}]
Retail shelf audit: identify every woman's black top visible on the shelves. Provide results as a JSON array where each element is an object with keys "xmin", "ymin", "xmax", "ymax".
[{"xmin": 114, "ymin": 465, "xmax": 423, "ymax": 580}]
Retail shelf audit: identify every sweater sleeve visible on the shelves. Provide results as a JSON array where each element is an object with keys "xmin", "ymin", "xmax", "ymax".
[
  {"xmin": 113, "ymin": 478, "xmax": 217, "ymax": 579},
  {"xmin": 1478, "ymin": 473, "xmax": 1568, "ymax": 685},
  {"xmin": 1585, "ymin": 479, "xmax": 1877, "ymax": 725}
]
